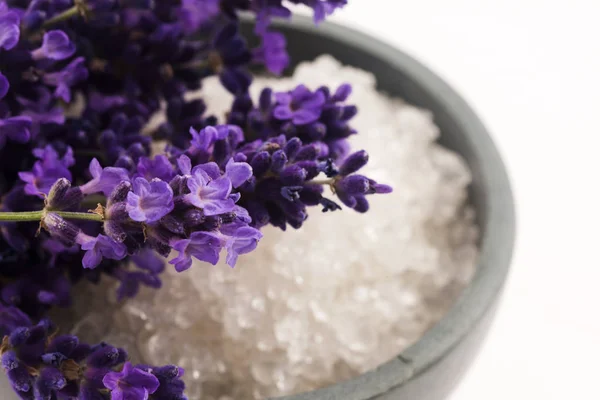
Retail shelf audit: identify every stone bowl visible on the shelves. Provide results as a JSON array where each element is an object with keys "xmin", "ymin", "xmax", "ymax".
[
  {"xmin": 1, "ymin": 16, "xmax": 515, "ymax": 400},
  {"xmin": 241, "ymin": 16, "xmax": 516, "ymax": 400}
]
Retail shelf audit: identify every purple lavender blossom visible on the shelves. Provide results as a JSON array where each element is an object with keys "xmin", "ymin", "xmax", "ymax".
[
  {"xmin": 79, "ymin": 158, "xmax": 131, "ymax": 196},
  {"xmin": 0, "ymin": 6, "xmax": 19, "ymax": 50},
  {"xmin": 253, "ymin": 31, "xmax": 290, "ymax": 75},
  {"xmin": 76, "ymin": 233, "xmax": 128, "ymax": 269},
  {"xmin": 126, "ymin": 177, "xmax": 174, "ymax": 223},
  {"xmin": 18, "ymin": 145, "xmax": 74, "ymax": 197},
  {"xmin": 31, "ymin": 30, "xmax": 76, "ymax": 61},
  {"xmin": 225, "ymin": 157, "xmax": 253, "ymax": 188},
  {"xmin": 0, "ymin": 115, "xmax": 32, "ymax": 150},
  {"xmin": 220, "ymin": 224, "xmax": 263, "ymax": 267},
  {"xmin": 184, "ymin": 166, "xmax": 236, "ymax": 216},
  {"xmin": 135, "ymin": 155, "xmax": 176, "ymax": 182},
  {"xmin": 103, "ymin": 361, "xmax": 160, "ymax": 399},
  {"xmin": 177, "ymin": 0, "xmax": 220, "ymax": 34},
  {"xmin": 43, "ymin": 57, "xmax": 89, "ymax": 102},
  {"xmin": 169, "ymin": 231, "xmax": 223, "ymax": 272},
  {"xmin": 273, "ymin": 85, "xmax": 326, "ymax": 125},
  {"xmin": 0, "ymin": 303, "xmax": 31, "ymax": 337}
]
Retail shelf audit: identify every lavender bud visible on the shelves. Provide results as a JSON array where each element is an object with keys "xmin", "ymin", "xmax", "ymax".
[
  {"xmin": 341, "ymin": 105, "xmax": 358, "ymax": 120},
  {"xmin": 42, "ymin": 213, "xmax": 80, "ymax": 247},
  {"xmin": 184, "ymin": 209, "xmax": 205, "ymax": 228},
  {"xmin": 169, "ymin": 175, "xmax": 187, "ymax": 196},
  {"xmin": 160, "ymin": 215, "xmax": 185, "ymax": 235},
  {"xmin": 245, "ymin": 200, "xmax": 270, "ymax": 227},
  {"xmin": 250, "ymin": 151, "xmax": 271, "ymax": 178},
  {"xmin": 259, "ymin": 88, "xmax": 273, "ymax": 110},
  {"xmin": 295, "ymin": 145, "xmax": 318, "ymax": 161},
  {"xmin": 337, "ymin": 175, "xmax": 370, "ymax": 196},
  {"xmin": 295, "ymin": 161, "xmax": 320, "ymax": 180},
  {"xmin": 368, "ymin": 180, "xmax": 394, "ymax": 194},
  {"xmin": 270, "ymin": 150, "xmax": 287, "ymax": 173},
  {"xmin": 46, "ymin": 178, "xmax": 83, "ymax": 211},
  {"xmin": 333, "ymin": 83, "xmax": 353, "ymax": 102},
  {"xmin": 305, "ymin": 123, "xmax": 327, "ymax": 140},
  {"xmin": 339, "ymin": 150, "xmax": 369, "ymax": 176},
  {"xmin": 108, "ymin": 181, "xmax": 132, "ymax": 205},
  {"xmin": 280, "ymin": 165, "xmax": 307, "ymax": 186},
  {"xmin": 283, "ymin": 137, "xmax": 302, "ymax": 159}
]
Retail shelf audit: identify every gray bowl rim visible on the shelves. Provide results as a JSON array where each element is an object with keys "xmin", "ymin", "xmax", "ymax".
[{"xmin": 270, "ymin": 16, "xmax": 517, "ymax": 400}]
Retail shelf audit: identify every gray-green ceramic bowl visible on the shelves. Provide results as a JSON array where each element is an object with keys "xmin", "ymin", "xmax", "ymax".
[
  {"xmin": 241, "ymin": 16, "xmax": 516, "ymax": 400},
  {"xmin": 1, "ymin": 16, "xmax": 515, "ymax": 400}
]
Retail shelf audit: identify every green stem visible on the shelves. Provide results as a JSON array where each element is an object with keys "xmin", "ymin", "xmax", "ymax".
[
  {"xmin": 0, "ymin": 211, "xmax": 44, "ymax": 222},
  {"xmin": 42, "ymin": 6, "xmax": 82, "ymax": 27},
  {"xmin": 0, "ymin": 210, "xmax": 103, "ymax": 223}
]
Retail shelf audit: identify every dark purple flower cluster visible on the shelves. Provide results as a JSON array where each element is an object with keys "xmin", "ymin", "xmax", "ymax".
[
  {"xmin": 0, "ymin": 317, "xmax": 186, "ymax": 400},
  {"xmin": 0, "ymin": 1, "xmax": 393, "ymax": 399}
]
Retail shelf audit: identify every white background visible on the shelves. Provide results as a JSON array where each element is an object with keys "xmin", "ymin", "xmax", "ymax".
[{"xmin": 323, "ymin": 1, "xmax": 600, "ymax": 399}]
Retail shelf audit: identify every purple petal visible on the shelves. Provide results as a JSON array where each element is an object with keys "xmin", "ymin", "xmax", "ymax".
[
  {"xmin": 195, "ymin": 162, "xmax": 222, "ymax": 180},
  {"xmin": 169, "ymin": 239, "xmax": 193, "ymax": 272},
  {"xmin": 177, "ymin": 154, "xmax": 192, "ymax": 175},
  {"xmin": 225, "ymin": 158, "xmax": 253, "ymax": 188},
  {"xmin": 0, "ymin": 12, "xmax": 20, "ymax": 50},
  {"xmin": 224, "ymin": 226, "xmax": 262, "ymax": 267},
  {"xmin": 126, "ymin": 177, "xmax": 174, "ymax": 223},
  {"xmin": 32, "ymin": 30, "xmax": 75, "ymax": 60},
  {"xmin": 301, "ymin": 91, "xmax": 326, "ymax": 109},
  {"xmin": 132, "ymin": 249, "xmax": 165, "ymax": 274},
  {"xmin": 82, "ymin": 246, "xmax": 102, "ymax": 269},
  {"xmin": 274, "ymin": 92, "xmax": 292, "ymax": 105},
  {"xmin": 125, "ymin": 367, "xmax": 160, "ymax": 393},
  {"xmin": 292, "ymin": 109, "xmax": 320, "ymax": 125},
  {"xmin": 273, "ymin": 105, "xmax": 293, "ymax": 120},
  {"xmin": 88, "ymin": 158, "xmax": 103, "ymax": 178},
  {"xmin": 1, "ymin": 116, "xmax": 32, "ymax": 143}
]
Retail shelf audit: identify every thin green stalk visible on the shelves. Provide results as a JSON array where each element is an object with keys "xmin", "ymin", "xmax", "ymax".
[
  {"xmin": 0, "ymin": 210, "xmax": 103, "ymax": 223},
  {"xmin": 42, "ymin": 6, "xmax": 81, "ymax": 27},
  {"xmin": 0, "ymin": 211, "xmax": 44, "ymax": 222}
]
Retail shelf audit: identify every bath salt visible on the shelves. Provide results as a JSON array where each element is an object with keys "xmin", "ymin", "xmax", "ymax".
[{"xmin": 64, "ymin": 56, "xmax": 479, "ymax": 399}]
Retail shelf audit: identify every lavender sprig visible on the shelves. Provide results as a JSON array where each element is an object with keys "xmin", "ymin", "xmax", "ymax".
[{"xmin": 0, "ymin": 1, "xmax": 395, "ymax": 399}]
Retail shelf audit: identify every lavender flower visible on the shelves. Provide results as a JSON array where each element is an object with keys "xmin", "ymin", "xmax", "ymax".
[
  {"xmin": 0, "ymin": 6, "xmax": 19, "ymax": 50},
  {"xmin": 43, "ymin": 57, "xmax": 89, "ymax": 103},
  {"xmin": 184, "ymin": 165, "xmax": 236, "ymax": 216},
  {"xmin": 178, "ymin": 0, "xmax": 221, "ymax": 34},
  {"xmin": 103, "ymin": 361, "xmax": 160, "ymax": 399},
  {"xmin": 0, "ymin": 3, "xmax": 391, "ymax": 399},
  {"xmin": 30, "ymin": 30, "xmax": 75, "ymax": 61},
  {"xmin": 126, "ymin": 177, "xmax": 174, "ymax": 223},
  {"xmin": 79, "ymin": 158, "xmax": 130, "ymax": 196},
  {"xmin": 273, "ymin": 85, "xmax": 326, "ymax": 125},
  {"xmin": 170, "ymin": 231, "xmax": 222, "ymax": 272},
  {"xmin": 253, "ymin": 31, "xmax": 290, "ymax": 75},
  {"xmin": 76, "ymin": 233, "xmax": 128, "ymax": 269},
  {"xmin": 0, "ymin": 317, "xmax": 185, "ymax": 400},
  {"xmin": 18, "ymin": 145, "xmax": 74, "ymax": 197}
]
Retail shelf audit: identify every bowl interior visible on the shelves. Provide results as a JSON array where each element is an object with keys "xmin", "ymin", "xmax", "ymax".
[{"xmin": 242, "ymin": 17, "xmax": 515, "ymax": 400}]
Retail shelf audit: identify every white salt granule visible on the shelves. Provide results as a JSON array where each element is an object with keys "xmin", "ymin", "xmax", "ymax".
[{"xmin": 66, "ymin": 56, "xmax": 479, "ymax": 399}]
